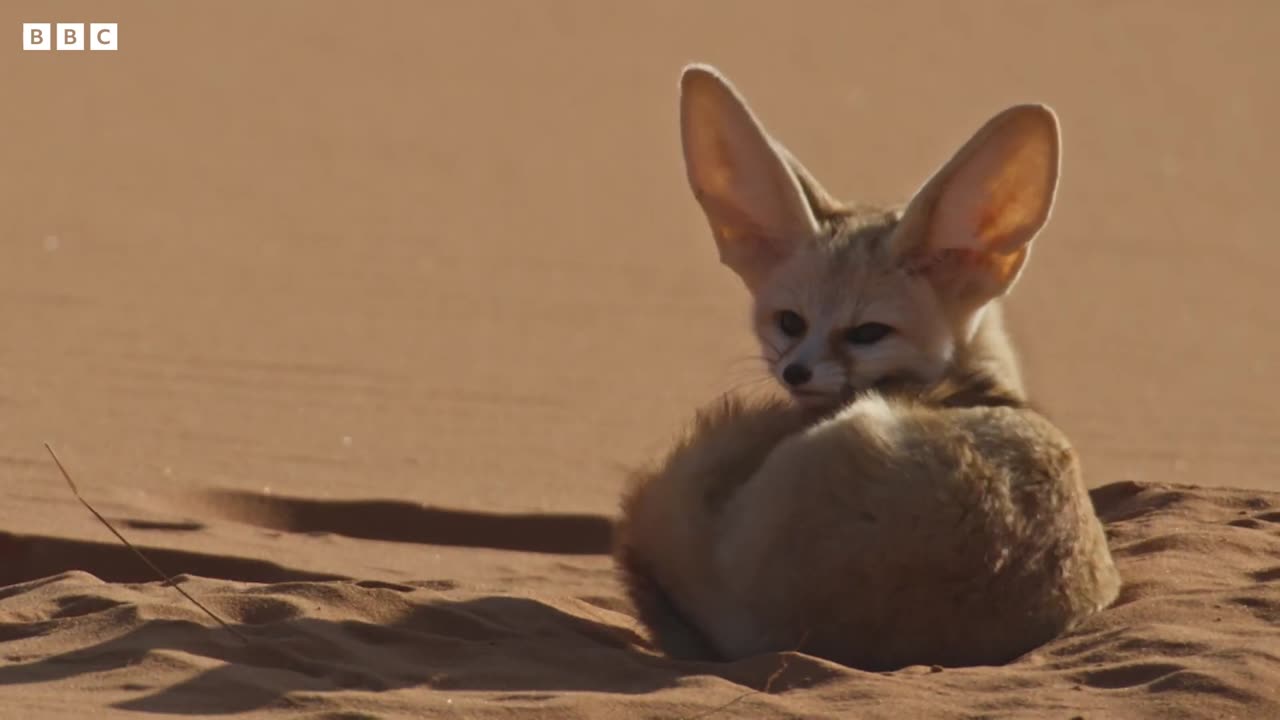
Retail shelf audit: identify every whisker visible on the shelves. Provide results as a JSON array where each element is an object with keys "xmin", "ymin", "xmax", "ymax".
[
  {"xmin": 723, "ymin": 355, "xmax": 771, "ymax": 371},
  {"xmin": 760, "ymin": 338, "xmax": 784, "ymax": 360},
  {"xmin": 713, "ymin": 374, "xmax": 776, "ymax": 401}
]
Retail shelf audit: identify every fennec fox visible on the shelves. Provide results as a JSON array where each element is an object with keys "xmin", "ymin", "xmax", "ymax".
[{"xmin": 613, "ymin": 65, "xmax": 1120, "ymax": 670}]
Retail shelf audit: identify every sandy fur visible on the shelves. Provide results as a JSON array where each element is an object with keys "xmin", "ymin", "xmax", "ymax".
[
  {"xmin": 615, "ymin": 64, "xmax": 1120, "ymax": 669},
  {"xmin": 615, "ymin": 381, "xmax": 1120, "ymax": 668}
]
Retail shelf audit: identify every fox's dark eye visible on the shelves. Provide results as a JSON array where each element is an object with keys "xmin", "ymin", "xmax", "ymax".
[
  {"xmin": 844, "ymin": 322, "xmax": 894, "ymax": 345},
  {"xmin": 777, "ymin": 310, "xmax": 807, "ymax": 338}
]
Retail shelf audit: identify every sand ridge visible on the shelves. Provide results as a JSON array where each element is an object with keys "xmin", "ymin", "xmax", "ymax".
[{"xmin": 1, "ymin": 481, "xmax": 1278, "ymax": 717}]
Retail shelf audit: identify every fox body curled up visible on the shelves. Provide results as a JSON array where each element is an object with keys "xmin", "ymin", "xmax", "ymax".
[{"xmin": 613, "ymin": 65, "xmax": 1120, "ymax": 670}]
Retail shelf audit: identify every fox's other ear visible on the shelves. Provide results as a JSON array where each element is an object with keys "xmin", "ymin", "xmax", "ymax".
[
  {"xmin": 893, "ymin": 104, "xmax": 1060, "ymax": 309},
  {"xmin": 680, "ymin": 64, "xmax": 822, "ymax": 289}
]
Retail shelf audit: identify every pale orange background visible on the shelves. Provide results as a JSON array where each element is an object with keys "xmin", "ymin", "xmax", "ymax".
[
  {"xmin": 0, "ymin": 3, "xmax": 1277, "ymax": 718},
  {"xmin": 3, "ymin": 4, "xmax": 1275, "ymax": 522}
]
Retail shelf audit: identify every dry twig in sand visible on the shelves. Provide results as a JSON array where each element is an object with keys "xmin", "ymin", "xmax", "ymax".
[{"xmin": 43, "ymin": 442, "xmax": 250, "ymax": 645}]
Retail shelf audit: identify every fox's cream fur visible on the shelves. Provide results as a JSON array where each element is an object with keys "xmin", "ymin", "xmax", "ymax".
[{"xmin": 613, "ymin": 65, "xmax": 1120, "ymax": 670}]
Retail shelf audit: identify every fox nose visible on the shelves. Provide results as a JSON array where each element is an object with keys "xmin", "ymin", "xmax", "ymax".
[{"xmin": 782, "ymin": 363, "xmax": 812, "ymax": 387}]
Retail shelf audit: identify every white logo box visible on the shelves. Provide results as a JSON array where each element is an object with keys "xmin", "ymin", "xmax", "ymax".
[{"xmin": 23, "ymin": 23, "xmax": 117, "ymax": 51}]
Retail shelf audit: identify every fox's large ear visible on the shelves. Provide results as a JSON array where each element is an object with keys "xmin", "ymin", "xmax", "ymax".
[
  {"xmin": 892, "ymin": 105, "xmax": 1060, "ymax": 310},
  {"xmin": 680, "ymin": 64, "xmax": 822, "ymax": 289}
]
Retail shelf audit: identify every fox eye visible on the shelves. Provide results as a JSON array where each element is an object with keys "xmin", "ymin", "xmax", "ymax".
[
  {"xmin": 776, "ymin": 310, "xmax": 807, "ymax": 338},
  {"xmin": 844, "ymin": 322, "xmax": 894, "ymax": 345}
]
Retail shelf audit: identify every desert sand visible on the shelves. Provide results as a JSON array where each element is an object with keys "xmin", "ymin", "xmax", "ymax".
[{"xmin": 1, "ymin": 2, "xmax": 1277, "ymax": 718}]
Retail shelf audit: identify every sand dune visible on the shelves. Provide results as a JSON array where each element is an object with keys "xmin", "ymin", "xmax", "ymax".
[
  {"xmin": 2, "ymin": 481, "xmax": 1278, "ymax": 717},
  {"xmin": 1, "ymin": 1, "xmax": 1277, "ymax": 717}
]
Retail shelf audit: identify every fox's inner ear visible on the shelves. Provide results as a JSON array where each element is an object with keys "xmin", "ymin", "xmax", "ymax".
[
  {"xmin": 679, "ymin": 64, "xmax": 822, "ymax": 289},
  {"xmin": 893, "ymin": 104, "xmax": 1060, "ymax": 309}
]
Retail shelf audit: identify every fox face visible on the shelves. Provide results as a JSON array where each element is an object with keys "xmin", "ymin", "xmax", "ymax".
[
  {"xmin": 679, "ymin": 66, "xmax": 1059, "ymax": 408},
  {"xmin": 747, "ymin": 215, "xmax": 956, "ymax": 407}
]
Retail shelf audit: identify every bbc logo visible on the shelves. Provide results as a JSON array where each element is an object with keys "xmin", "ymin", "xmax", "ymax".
[{"xmin": 23, "ymin": 23, "xmax": 118, "ymax": 51}]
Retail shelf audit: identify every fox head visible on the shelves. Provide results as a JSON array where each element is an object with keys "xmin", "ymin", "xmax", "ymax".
[{"xmin": 679, "ymin": 64, "xmax": 1060, "ymax": 408}]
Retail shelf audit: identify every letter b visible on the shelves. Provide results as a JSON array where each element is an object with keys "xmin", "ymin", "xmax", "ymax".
[
  {"xmin": 23, "ymin": 23, "xmax": 51, "ymax": 51},
  {"xmin": 57, "ymin": 23, "xmax": 84, "ymax": 51}
]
